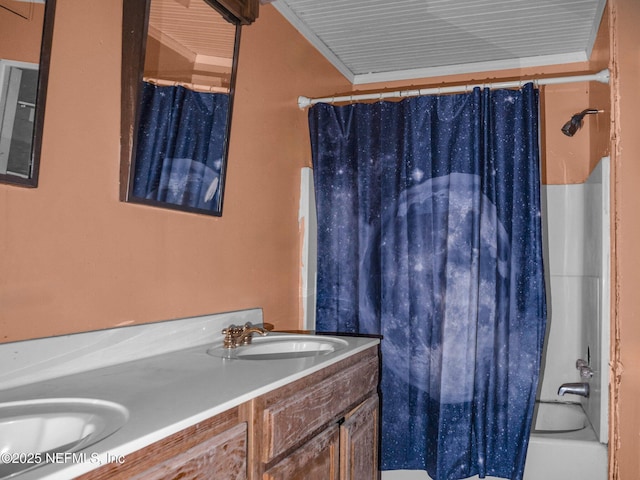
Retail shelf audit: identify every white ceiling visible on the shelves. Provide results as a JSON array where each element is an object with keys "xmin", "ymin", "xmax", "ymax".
[{"xmin": 271, "ymin": 0, "xmax": 607, "ymax": 84}]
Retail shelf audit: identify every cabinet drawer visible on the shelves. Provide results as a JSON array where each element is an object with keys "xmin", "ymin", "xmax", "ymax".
[
  {"xmin": 261, "ymin": 348, "xmax": 378, "ymax": 462},
  {"xmin": 78, "ymin": 406, "xmax": 246, "ymax": 480},
  {"xmin": 130, "ymin": 422, "xmax": 247, "ymax": 480}
]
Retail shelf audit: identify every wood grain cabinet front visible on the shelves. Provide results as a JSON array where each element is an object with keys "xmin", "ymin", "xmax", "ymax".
[
  {"xmin": 76, "ymin": 407, "xmax": 248, "ymax": 480},
  {"xmin": 128, "ymin": 423, "xmax": 247, "ymax": 480},
  {"xmin": 340, "ymin": 394, "xmax": 379, "ymax": 480},
  {"xmin": 255, "ymin": 347, "xmax": 380, "ymax": 480},
  {"xmin": 263, "ymin": 424, "xmax": 340, "ymax": 480},
  {"xmin": 74, "ymin": 345, "xmax": 380, "ymax": 480},
  {"xmin": 262, "ymin": 392, "xmax": 380, "ymax": 480}
]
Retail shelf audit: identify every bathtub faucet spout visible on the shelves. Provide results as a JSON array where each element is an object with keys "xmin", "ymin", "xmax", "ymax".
[{"xmin": 557, "ymin": 382, "xmax": 590, "ymax": 397}]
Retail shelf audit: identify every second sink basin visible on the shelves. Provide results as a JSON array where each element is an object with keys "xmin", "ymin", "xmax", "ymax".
[
  {"xmin": 207, "ymin": 334, "xmax": 349, "ymax": 360},
  {"xmin": 0, "ymin": 398, "xmax": 128, "ymax": 479}
]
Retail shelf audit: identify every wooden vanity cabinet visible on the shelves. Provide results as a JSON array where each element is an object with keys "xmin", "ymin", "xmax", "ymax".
[
  {"xmin": 76, "ymin": 346, "xmax": 379, "ymax": 480},
  {"xmin": 255, "ymin": 347, "xmax": 380, "ymax": 480}
]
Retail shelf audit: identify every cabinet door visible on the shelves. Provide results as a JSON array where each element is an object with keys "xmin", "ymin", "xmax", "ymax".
[
  {"xmin": 340, "ymin": 394, "xmax": 379, "ymax": 480},
  {"xmin": 264, "ymin": 424, "xmax": 340, "ymax": 480}
]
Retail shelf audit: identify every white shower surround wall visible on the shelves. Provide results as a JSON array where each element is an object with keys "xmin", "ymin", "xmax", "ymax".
[
  {"xmin": 540, "ymin": 157, "xmax": 610, "ymax": 444},
  {"xmin": 298, "ymin": 158, "xmax": 610, "ymax": 480}
]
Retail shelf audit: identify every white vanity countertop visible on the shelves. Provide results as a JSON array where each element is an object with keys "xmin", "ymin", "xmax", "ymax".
[{"xmin": 0, "ymin": 310, "xmax": 380, "ymax": 480}]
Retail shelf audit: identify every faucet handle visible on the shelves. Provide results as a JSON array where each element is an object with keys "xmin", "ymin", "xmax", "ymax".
[
  {"xmin": 576, "ymin": 358, "xmax": 589, "ymax": 369},
  {"xmin": 222, "ymin": 324, "xmax": 239, "ymax": 349},
  {"xmin": 579, "ymin": 365, "xmax": 594, "ymax": 378},
  {"xmin": 222, "ymin": 324, "xmax": 243, "ymax": 335},
  {"xmin": 576, "ymin": 358, "xmax": 593, "ymax": 378}
]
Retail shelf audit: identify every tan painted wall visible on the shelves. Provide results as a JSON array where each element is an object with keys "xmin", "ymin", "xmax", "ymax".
[
  {"xmin": 0, "ymin": 2, "xmax": 44, "ymax": 63},
  {"xmin": 0, "ymin": 2, "xmax": 349, "ymax": 343},
  {"xmin": 609, "ymin": 0, "xmax": 640, "ymax": 477}
]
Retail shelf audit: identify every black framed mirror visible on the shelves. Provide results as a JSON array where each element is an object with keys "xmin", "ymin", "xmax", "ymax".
[
  {"xmin": 0, "ymin": 0, "xmax": 56, "ymax": 187},
  {"xmin": 121, "ymin": 0, "xmax": 243, "ymax": 216}
]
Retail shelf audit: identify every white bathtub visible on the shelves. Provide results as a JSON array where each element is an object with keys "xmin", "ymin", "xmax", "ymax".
[{"xmin": 381, "ymin": 402, "xmax": 607, "ymax": 480}]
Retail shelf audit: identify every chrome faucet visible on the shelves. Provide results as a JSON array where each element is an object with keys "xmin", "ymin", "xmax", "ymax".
[
  {"xmin": 557, "ymin": 382, "xmax": 590, "ymax": 398},
  {"xmin": 222, "ymin": 322, "xmax": 270, "ymax": 349}
]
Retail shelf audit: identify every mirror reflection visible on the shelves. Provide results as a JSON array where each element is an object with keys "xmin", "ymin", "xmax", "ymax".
[
  {"xmin": 0, "ymin": 0, "xmax": 55, "ymax": 187},
  {"xmin": 123, "ymin": 0, "xmax": 239, "ymax": 216}
]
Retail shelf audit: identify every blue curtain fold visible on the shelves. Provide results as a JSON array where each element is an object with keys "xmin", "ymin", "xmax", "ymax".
[
  {"xmin": 309, "ymin": 84, "xmax": 546, "ymax": 480},
  {"xmin": 132, "ymin": 82, "xmax": 229, "ymax": 212}
]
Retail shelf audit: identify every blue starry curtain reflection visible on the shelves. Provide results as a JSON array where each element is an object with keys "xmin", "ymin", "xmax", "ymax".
[
  {"xmin": 132, "ymin": 82, "xmax": 229, "ymax": 212},
  {"xmin": 309, "ymin": 84, "xmax": 546, "ymax": 480}
]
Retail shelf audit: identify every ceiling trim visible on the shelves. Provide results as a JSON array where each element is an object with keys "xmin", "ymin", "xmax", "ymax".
[
  {"xmin": 353, "ymin": 51, "xmax": 589, "ymax": 85},
  {"xmin": 271, "ymin": 0, "xmax": 356, "ymax": 83}
]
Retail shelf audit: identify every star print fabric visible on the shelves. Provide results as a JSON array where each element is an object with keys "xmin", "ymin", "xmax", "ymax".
[{"xmin": 309, "ymin": 84, "xmax": 546, "ymax": 480}]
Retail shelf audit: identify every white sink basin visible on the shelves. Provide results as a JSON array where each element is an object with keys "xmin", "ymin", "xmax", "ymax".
[
  {"xmin": 207, "ymin": 334, "xmax": 349, "ymax": 360},
  {"xmin": 0, "ymin": 398, "xmax": 128, "ymax": 479}
]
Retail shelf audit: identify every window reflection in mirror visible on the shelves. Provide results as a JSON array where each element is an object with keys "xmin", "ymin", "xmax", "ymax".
[
  {"xmin": 0, "ymin": 0, "xmax": 55, "ymax": 187},
  {"xmin": 121, "ymin": 0, "xmax": 240, "ymax": 216}
]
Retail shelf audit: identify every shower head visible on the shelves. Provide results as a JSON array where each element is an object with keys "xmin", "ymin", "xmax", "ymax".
[{"xmin": 561, "ymin": 109, "xmax": 601, "ymax": 137}]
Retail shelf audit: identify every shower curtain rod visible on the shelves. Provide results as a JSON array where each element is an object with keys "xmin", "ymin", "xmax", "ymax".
[
  {"xmin": 143, "ymin": 77, "xmax": 229, "ymax": 94},
  {"xmin": 297, "ymin": 68, "xmax": 610, "ymax": 109}
]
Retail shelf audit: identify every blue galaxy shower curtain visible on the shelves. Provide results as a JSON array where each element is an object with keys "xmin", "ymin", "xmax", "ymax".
[
  {"xmin": 131, "ymin": 82, "xmax": 229, "ymax": 212},
  {"xmin": 309, "ymin": 84, "xmax": 546, "ymax": 480}
]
